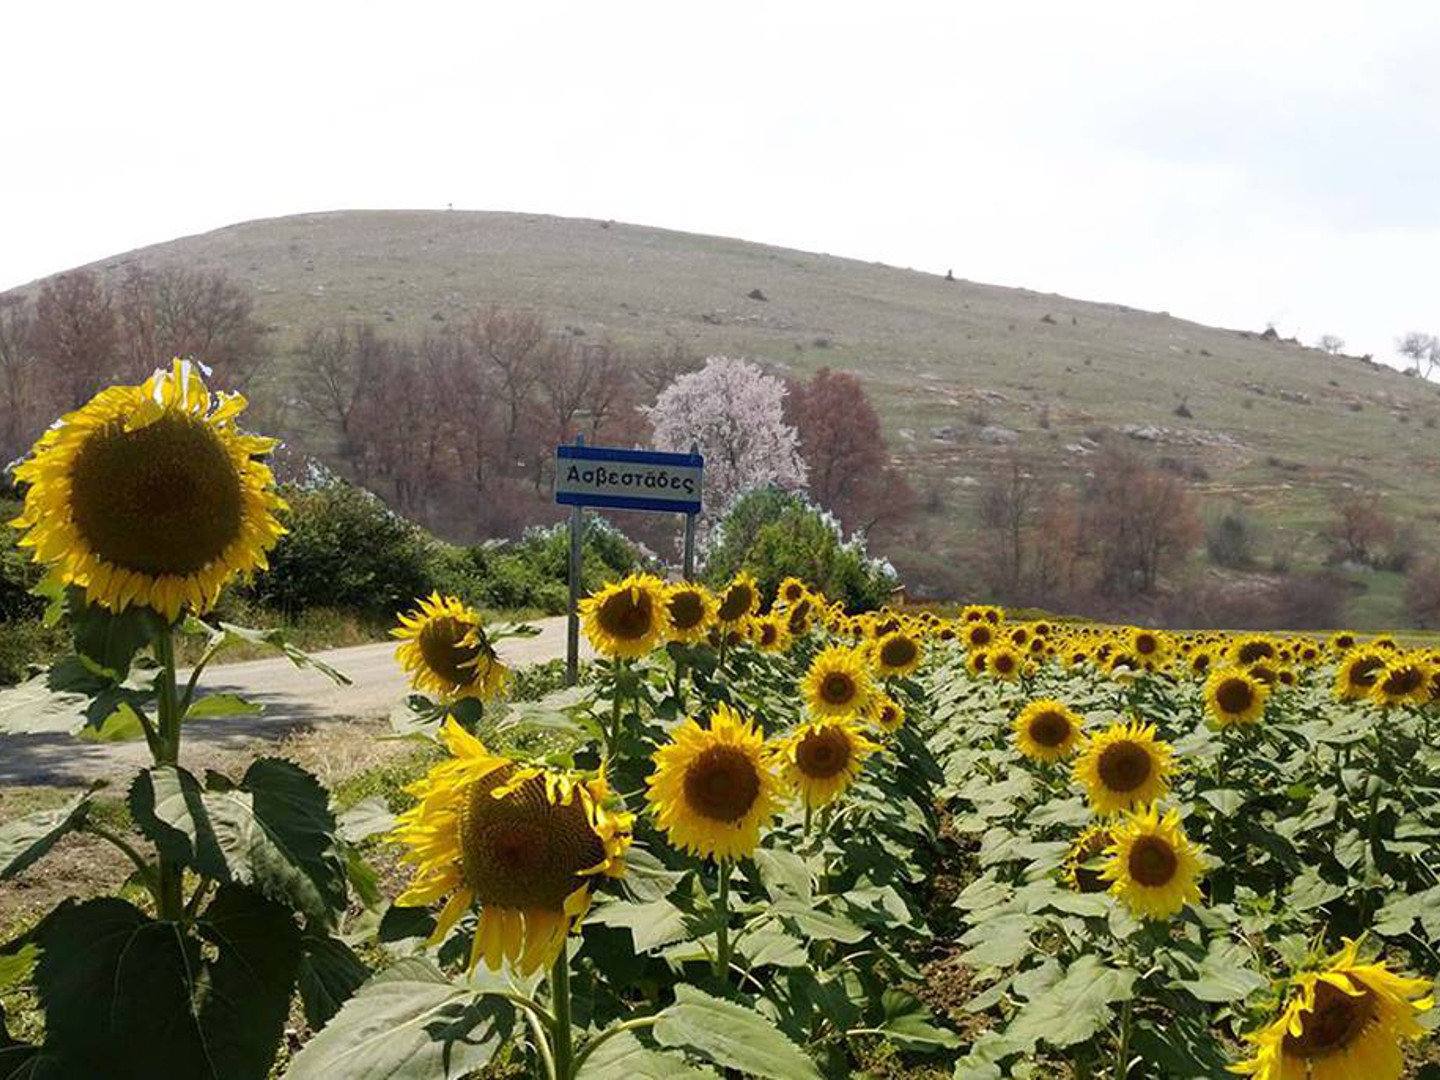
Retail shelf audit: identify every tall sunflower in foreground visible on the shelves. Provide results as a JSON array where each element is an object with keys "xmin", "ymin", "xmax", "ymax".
[
  {"xmin": 579, "ymin": 573, "xmax": 668, "ymax": 659},
  {"xmin": 1073, "ymin": 719, "xmax": 1175, "ymax": 815},
  {"xmin": 647, "ymin": 704, "xmax": 782, "ymax": 861},
  {"xmin": 803, "ymin": 644, "xmax": 873, "ymax": 719},
  {"xmin": 1230, "ymin": 939, "xmax": 1433, "ymax": 1080},
  {"xmin": 664, "ymin": 581, "xmax": 717, "ymax": 644},
  {"xmin": 1204, "ymin": 667, "xmax": 1269, "ymax": 728},
  {"xmin": 389, "ymin": 718, "xmax": 631, "ymax": 974},
  {"xmin": 1013, "ymin": 699, "xmax": 1084, "ymax": 763},
  {"xmin": 394, "ymin": 593, "xmax": 509, "ymax": 701},
  {"xmin": 9, "ymin": 359, "xmax": 285, "ymax": 622},
  {"xmin": 775, "ymin": 717, "xmax": 880, "ymax": 809},
  {"xmin": 1102, "ymin": 804, "xmax": 1204, "ymax": 920}
]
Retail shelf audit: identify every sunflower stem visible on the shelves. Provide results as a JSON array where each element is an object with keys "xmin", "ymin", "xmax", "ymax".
[
  {"xmin": 1112, "ymin": 996, "xmax": 1134, "ymax": 1079},
  {"xmin": 550, "ymin": 938, "xmax": 575, "ymax": 1080},
  {"xmin": 153, "ymin": 621, "xmax": 187, "ymax": 921},
  {"xmin": 714, "ymin": 859, "xmax": 733, "ymax": 983}
]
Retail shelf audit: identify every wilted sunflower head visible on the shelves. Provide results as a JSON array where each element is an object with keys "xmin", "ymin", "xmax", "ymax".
[
  {"xmin": 776, "ymin": 717, "xmax": 880, "ymax": 809},
  {"xmin": 873, "ymin": 630, "xmax": 923, "ymax": 677},
  {"xmin": 1073, "ymin": 719, "xmax": 1176, "ymax": 815},
  {"xmin": 579, "ymin": 574, "xmax": 668, "ymax": 659},
  {"xmin": 646, "ymin": 703, "xmax": 781, "ymax": 861},
  {"xmin": 1014, "ymin": 699, "xmax": 1084, "ymax": 763},
  {"xmin": 393, "ymin": 593, "xmax": 509, "ymax": 701},
  {"xmin": 1372, "ymin": 656, "xmax": 1433, "ymax": 708},
  {"xmin": 1231, "ymin": 938, "xmax": 1434, "ymax": 1080},
  {"xmin": 1064, "ymin": 824, "xmax": 1114, "ymax": 894},
  {"xmin": 389, "ymin": 718, "xmax": 631, "ymax": 974},
  {"xmin": 1335, "ymin": 647, "xmax": 1390, "ymax": 701},
  {"xmin": 9, "ymin": 359, "xmax": 286, "ymax": 622},
  {"xmin": 1204, "ymin": 667, "xmax": 1269, "ymax": 728},
  {"xmin": 715, "ymin": 572, "xmax": 760, "ymax": 626},
  {"xmin": 1101, "ymin": 804, "xmax": 1204, "ymax": 921},
  {"xmin": 664, "ymin": 582, "xmax": 717, "ymax": 644},
  {"xmin": 804, "ymin": 644, "xmax": 873, "ymax": 719}
]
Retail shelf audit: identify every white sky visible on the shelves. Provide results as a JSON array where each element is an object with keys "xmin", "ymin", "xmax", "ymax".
[{"xmin": 3, "ymin": 1, "xmax": 1437, "ymax": 365}]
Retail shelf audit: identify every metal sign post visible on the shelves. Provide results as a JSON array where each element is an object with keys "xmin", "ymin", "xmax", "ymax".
[{"xmin": 555, "ymin": 438, "xmax": 704, "ymax": 685}]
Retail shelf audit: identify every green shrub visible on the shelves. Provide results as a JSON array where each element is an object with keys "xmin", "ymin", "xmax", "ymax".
[
  {"xmin": 1, "ymin": 495, "xmax": 44, "ymax": 623},
  {"xmin": 702, "ymin": 487, "xmax": 898, "ymax": 611}
]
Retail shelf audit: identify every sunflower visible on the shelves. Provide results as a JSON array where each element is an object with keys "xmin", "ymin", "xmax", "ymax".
[
  {"xmin": 752, "ymin": 614, "xmax": 793, "ymax": 654},
  {"xmin": 966, "ymin": 649, "xmax": 990, "ymax": 676},
  {"xmin": 9, "ymin": 359, "xmax": 285, "ymax": 623},
  {"xmin": 1230, "ymin": 938, "xmax": 1434, "ymax": 1080},
  {"xmin": 714, "ymin": 572, "xmax": 760, "ymax": 627},
  {"xmin": 1013, "ymin": 699, "xmax": 1084, "ymax": 763},
  {"xmin": 784, "ymin": 596, "xmax": 815, "ymax": 637},
  {"xmin": 389, "ymin": 718, "xmax": 631, "ymax": 974},
  {"xmin": 1188, "ymin": 648, "xmax": 1218, "ymax": 678},
  {"xmin": 1073, "ymin": 719, "xmax": 1175, "ymax": 815},
  {"xmin": 1372, "ymin": 656, "xmax": 1433, "ymax": 708},
  {"xmin": 1327, "ymin": 631, "xmax": 1359, "ymax": 655},
  {"xmin": 393, "ymin": 593, "xmax": 509, "ymax": 701},
  {"xmin": 1101, "ymin": 804, "xmax": 1204, "ymax": 920},
  {"xmin": 1231, "ymin": 634, "xmax": 1278, "ymax": 666},
  {"xmin": 1130, "ymin": 627, "xmax": 1169, "ymax": 663},
  {"xmin": 579, "ymin": 574, "xmax": 668, "ymax": 659},
  {"xmin": 1064, "ymin": 824, "xmax": 1114, "ymax": 894},
  {"xmin": 775, "ymin": 717, "xmax": 880, "ymax": 809},
  {"xmin": 664, "ymin": 582, "xmax": 717, "ymax": 644},
  {"xmin": 987, "ymin": 645, "xmax": 1023, "ymax": 682},
  {"xmin": 1334, "ymin": 647, "xmax": 1389, "ymax": 702},
  {"xmin": 873, "ymin": 630, "xmax": 924, "ymax": 678},
  {"xmin": 869, "ymin": 692, "xmax": 906, "ymax": 734},
  {"xmin": 803, "ymin": 645, "xmax": 873, "ymax": 719},
  {"xmin": 646, "ymin": 703, "xmax": 782, "ymax": 861},
  {"xmin": 1204, "ymin": 667, "xmax": 1269, "ymax": 728},
  {"xmin": 777, "ymin": 576, "xmax": 809, "ymax": 607},
  {"xmin": 963, "ymin": 622, "xmax": 996, "ymax": 650}
]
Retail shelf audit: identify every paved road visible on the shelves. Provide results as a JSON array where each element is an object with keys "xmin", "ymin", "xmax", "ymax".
[{"xmin": 0, "ymin": 616, "xmax": 589, "ymax": 787}]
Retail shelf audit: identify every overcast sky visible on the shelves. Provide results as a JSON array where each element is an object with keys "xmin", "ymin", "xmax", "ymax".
[{"xmin": 3, "ymin": 1, "xmax": 1436, "ymax": 365}]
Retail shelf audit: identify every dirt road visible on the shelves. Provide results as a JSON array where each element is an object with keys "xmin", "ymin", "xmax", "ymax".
[{"xmin": 0, "ymin": 616, "xmax": 588, "ymax": 787}]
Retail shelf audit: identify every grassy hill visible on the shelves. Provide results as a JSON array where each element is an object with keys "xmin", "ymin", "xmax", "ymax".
[{"xmin": 10, "ymin": 209, "xmax": 1440, "ymax": 622}]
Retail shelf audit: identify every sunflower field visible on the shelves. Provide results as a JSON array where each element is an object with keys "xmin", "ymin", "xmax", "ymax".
[{"xmin": 1, "ymin": 362, "xmax": 1439, "ymax": 1080}]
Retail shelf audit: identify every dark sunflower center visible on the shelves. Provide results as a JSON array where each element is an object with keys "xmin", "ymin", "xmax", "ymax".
[
  {"xmin": 1071, "ymin": 833, "xmax": 1112, "ymax": 894},
  {"xmin": 1135, "ymin": 634, "xmax": 1157, "ymax": 655},
  {"xmin": 68, "ymin": 413, "xmax": 244, "ymax": 577},
  {"xmin": 759, "ymin": 623, "xmax": 778, "ymax": 646},
  {"xmin": 968, "ymin": 626, "xmax": 993, "ymax": 647},
  {"xmin": 1127, "ymin": 836, "xmax": 1178, "ymax": 887},
  {"xmin": 683, "ymin": 746, "xmax": 761, "ymax": 823},
  {"xmin": 878, "ymin": 704, "xmax": 899, "ymax": 727},
  {"xmin": 1382, "ymin": 666, "xmax": 1425, "ymax": 696},
  {"xmin": 1215, "ymin": 678, "xmax": 1254, "ymax": 715},
  {"xmin": 1096, "ymin": 741, "xmax": 1152, "ymax": 793},
  {"xmin": 1238, "ymin": 642, "xmax": 1274, "ymax": 664},
  {"xmin": 668, "ymin": 590, "xmax": 705, "ymax": 631},
  {"xmin": 787, "ymin": 608, "xmax": 810, "ymax": 634},
  {"xmin": 993, "ymin": 652, "xmax": 1016, "ymax": 674},
  {"xmin": 418, "ymin": 616, "xmax": 485, "ymax": 686},
  {"xmin": 880, "ymin": 637, "xmax": 918, "ymax": 668},
  {"xmin": 598, "ymin": 588, "xmax": 655, "ymax": 640},
  {"xmin": 1028, "ymin": 710, "xmax": 1072, "ymax": 748},
  {"xmin": 458, "ymin": 767, "xmax": 606, "ymax": 911},
  {"xmin": 1282, "ymin": 981, "xmax": 1374, "ymax": 1059},
  {"xmin": 716, "ymin": 585, "xmax": 753, "ymax": 622},
  {"xmin": 1192, "ymin": 655, "xmax": 1212, "ymax": 674},
  {"xmin": 796, "ymin": 728, "xmax": 852, "ymax": 779},
  {"xmin": 820, "ymin": 672, "xmax": 857, "ymax": 706},
  {"xmin": 783, "ymin": 583, "xmax": 803, "ymax": 601},
  {"xmin": 1348, "ymin": 656, "xmax": 1384, "ymax": 688}
]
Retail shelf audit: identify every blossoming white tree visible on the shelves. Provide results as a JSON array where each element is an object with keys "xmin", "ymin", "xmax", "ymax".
[{"xmin": 645, "ymin": 356, "xmax": 807, "ymax": 520}]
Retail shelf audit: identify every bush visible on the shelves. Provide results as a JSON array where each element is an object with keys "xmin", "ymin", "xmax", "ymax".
[
  {"xmin": 1205, "ymin": 511, "xmax": 1258, "ymax": 570},
  {"xmin": 702, "ymin": 487, "xmax": 898, "ymax": 611},
  {"xmin": 1, "ymin": 495, "xmax": 45, "ymax": 623}
]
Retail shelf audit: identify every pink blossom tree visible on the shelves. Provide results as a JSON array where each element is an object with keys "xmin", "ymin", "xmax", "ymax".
[{"xmin": 645, "ymin": 356, "xmax": 807, "ymax": 519}]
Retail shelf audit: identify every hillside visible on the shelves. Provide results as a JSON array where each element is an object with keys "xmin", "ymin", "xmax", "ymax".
[{"xmin": 9, "ymin": 209, "xmax": 1440, "ymax": 620}]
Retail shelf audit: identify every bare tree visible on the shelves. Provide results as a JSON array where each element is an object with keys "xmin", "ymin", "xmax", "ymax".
[
  {"xmin": 1083, "ymin": 446, "xmax": 1200, "ymax": 595},
  {"xmin": 31, "ymin": 271, "xmax": 117, "ymax": 408},
  {"xmin": 464, "ymin": 307, "xmax": 549, "ymax": 463},
  {"xmin": 0, "ymin": 297, "xmax": 38, "ymax": 462},
  {"xmin": 633, "ymin": 337, "xmax": 701, "ymax": 398},
  {"xmin": 114, "ymin": 266, "xmax": 268, "ymax": 390},
  {"xmin": 1321, "ymin": 490, "xmax": 1396, "ymax": 566},
  {"xmin": 1316, "ymin": 334, "xmax": 1346, "ymax": 355},
  {"xmin": 978, "ymin": 452, "xmax": 1048, "ymax": 600},
  {"xmin": 1397, "ymin": 331, "xmax": 1438, "ymax": 380},
  {"xmin": 294, "ymin": 323, "xmax": 393, "ymax": 478}
]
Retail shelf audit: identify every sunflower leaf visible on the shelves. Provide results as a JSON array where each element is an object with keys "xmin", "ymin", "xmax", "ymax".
[
  {"xmin": 1002, "ymin": 954, "xmax": 1137, "ymax": 1051},
  {"xmin": 653, "ymin": 984, "xmax": 822, "ymax": 1080},
  {"xmin": 0, "ymin": 790, "xmax": 93, "ymax": 881},
  {"xmin": 576, "ymin": 1030, "xmax": 717, "ymax": 1079}
]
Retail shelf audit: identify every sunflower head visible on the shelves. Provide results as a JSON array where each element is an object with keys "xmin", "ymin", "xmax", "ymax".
[
  {"xmin": 1073, "ymin": 719, "xmax": 1175, "ymax": 815},
  {"xmin": 390, "ymin": 718, "xmax": 631, "ymax": 974},
  {"xmin": 775, "ymin": 717, "xmax": 880, "ymax": 809},
  {"xmin": 1231, "ymin": 634, "xmax": 1278, "ymax": 666},
  {"xmin": 777, "ymin": 576, "xmax": 808, "ymax": 606},
  {"xmin": 752, "ymin": 614, "xmax": 793, "ymax": 654},
  {"xmin": 987, "ymin": 645, "xmax": 1023, "ymax": 682},
  {"xmin": 646, "ymin": 703, "xmax": 782, "ymax": 861},
  {"xmin": 664, "ymin": 582, "xmax": 717, "ymax": 644},
  {"xmin": 1327, "ymin": 630, "xmax": 1359, "ymax": 655},
  {"xmin": 1231, "ymin": 938, "xmax": 1434, "ymax": 1080},
  {"xmin": 1372, "ymin": 656, "xmax": 1433, "ymax": 708},
  {"xmin": 715, "ymin": 572, "xmax": 760, "ymax": 626},
  {"xmin": 869, "ymin": 692, "xmax": 906, "ymax": 734},
  {"xmin": 1335, "ymin": 647, "xmax": 1389, "ymax": 701},
  {"xmin": 873, "ymin": 630, "xmax": 924, "ymax": 677},
  {"xmin": 579, "ymin": 574, "xmax": 668, "ymax": 659},
  {"xmin": 9, "ymin": 359, "xmax": 286, "ymax": 622},
  {"xmin": 393, "ymin": 593, "xmax": 509, "ymax": 701},
  {"xmin": 803, "ymin": 644, "xmax": 873, "ymax": 719},
  {"xmin": 964, "ymin": 622, "xmax": 995, "ymax": 650},
  {"xmin": 1101, "ymin": 804, "xmax": 1204, "ymax": 921},
  {"xmin": 1064, "ymin": 824, "xmax": 1114, "ymax": 894},
  {"xmin": 1204, "ymin": 667, "xmax": 1269, "ymax": 728},
  {"xmin": 1014, "ymin": 699, "xmax": 1084, "ymax": 763}
]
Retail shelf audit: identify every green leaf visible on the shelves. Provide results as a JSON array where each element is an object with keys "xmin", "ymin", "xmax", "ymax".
[
  {"xmin": 577, "ymin": 1031, "xmax": 716, "ymax": 1079},
  {"xmin": 0, "ymin": 792, "xmax": 92, "ymax": 881},
  {"xmin": 67, "ymin": 596, "xmax": 160, "ymax": 680},
  {"xmin": 1003, "ymin": 954, "xmax": 1137, "ymax": 1051},
  {"xmin": 283, "ymin": 958, "xmax": 514, "ymax": 1080},
  {"xmin": 129, "ymin": 759, "xmax": 347, "ymax": 923},
  {"xmin": 753, "ymin": 849, "xmax": 813, "ymax": 902},
  {"xmin": 771, "ymin": 898, "xmax": 867, "ymax": 944},
  {"xmin": 590, "ymin": 897, "xmax": 689, "ymax": 954},
  {"xmin": 1173, "ymin": 941, "xmax": 1269, "ymax": 1004},
  {"xmin": 1286, "ymin": 867, "xmax": 1346, "ymax": 912},
  {"xmin": 653, "ymin": 985, "xmax": 821, "ymax": 1080},
  {"xmin": 186, "ymin": 693, "xmax": 264, "ymax": 719},
  {"xmin": 877, "ymin": 989, "xmax": 961, "ymax": 1049},
  {"xmin": 336, "ymin": 797, "xmax": 397, "ymax": 843},
  {"xmin": 297, "ymin": 935, "xmax": 371, "ymax": 1030},
  {"xmin": 1199, "ymin": 788, "xmax": 1244, "ymax": 815},
  {"xmin": 189, "ymin": 619, "xmax": 352, "ymax": 686},
  {"xmin": 0, "ymin": 946, "xmax": 36, "ymax": 994},
  {"xmin": 959, "ymin": 912, "xmax": 1036, "ymax": 969}
]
